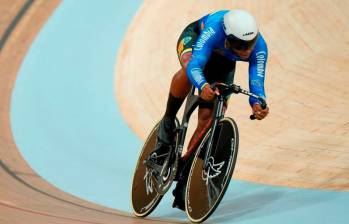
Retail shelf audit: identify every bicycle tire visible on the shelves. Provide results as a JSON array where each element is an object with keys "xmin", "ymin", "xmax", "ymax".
[
  {"xmin": 131, "ymin": 119, "xmax": 179, "ymax": 217},
  {"xmin": 185, "ymin": 117, "xmax": 239, "ymax": 223},
  {"xmin": 131, "ymin": 122, "xmax": 163, "ymax": 217}
]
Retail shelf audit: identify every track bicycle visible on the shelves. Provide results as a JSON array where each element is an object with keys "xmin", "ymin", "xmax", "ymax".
[{"xmin": 131, "ymin": 83, "xmax": 267, "ymax": 222}]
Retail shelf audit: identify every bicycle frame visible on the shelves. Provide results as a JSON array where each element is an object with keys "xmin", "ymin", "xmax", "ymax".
[
  {"xmin": 174, "ymin": 83, "xmax": 266, "ymax": 170},
  {"xmin": 174, "ymin": 86, "xmax": 226, "ymax": 167},
  {"xmin": 175, "ymin": 86, "xmax": 200, "ymax": 158}
]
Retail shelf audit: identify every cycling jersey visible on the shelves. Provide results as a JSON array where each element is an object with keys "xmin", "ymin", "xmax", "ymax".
[{"xmin": 186, "ymin": 10, "xmax": 268, "ymax": 106}]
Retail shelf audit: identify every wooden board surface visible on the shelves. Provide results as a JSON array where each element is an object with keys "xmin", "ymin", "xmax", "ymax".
[
  {"xmin": 115, "ymin": 0, "xmax": 349, "ymax": 190},
  {"xmin": 0, "ymin": 1, "xmax": 179, "ymax": 223},
  {"xmin": 0, "ymin": 0, "xmax": 27, "ymax": 37},
  {"xmin": 0, "ymin": 0, "xmax": 348, "ymax": 223}
]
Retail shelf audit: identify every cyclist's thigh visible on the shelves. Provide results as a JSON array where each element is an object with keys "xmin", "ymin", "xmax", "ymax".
[{"xmin": 177, "ymin": 21, "xmax": 200, "ymax": 67}]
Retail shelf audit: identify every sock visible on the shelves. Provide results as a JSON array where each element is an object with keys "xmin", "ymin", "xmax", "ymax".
[{"xmin": 164, "ymin": 93, "xmax": 185, "ymax": 120}]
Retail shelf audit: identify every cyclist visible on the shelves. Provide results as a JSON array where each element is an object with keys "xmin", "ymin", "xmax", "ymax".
[{"xmin": 153, "ymin": 9, "xmax": 269, "ymax": 210}]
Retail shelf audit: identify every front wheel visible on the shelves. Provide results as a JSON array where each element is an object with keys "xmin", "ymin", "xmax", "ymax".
[{"xmin": 185, "ymin": 117, "xmax": 239, "ymax": 223}]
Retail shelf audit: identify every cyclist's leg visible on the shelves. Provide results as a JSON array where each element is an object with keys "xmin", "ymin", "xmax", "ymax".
[
  {"xmin": 172, "ymin": 106, "xmax": 214, "ymax": 210},
  {"xmin": 156, "ymin": 58, "xmax": 192, "ymax": 149},
  {"xmin": 172, "ymin": 54, "xmax": 235, "ymax": 210},
  {"xmin": 156, "ymin": 21, "xmax": 199, "ymax": 148},
  {"xmin": 172, "ymin": 53, "xmax": 236, "ymax": 210},
  {"xmin": 183, "ymin": 107, "xmax": 213, "ymax": 161},
  {"xmin": 183, "ymin": 52, "xmax": 236, "ymax": 160}
]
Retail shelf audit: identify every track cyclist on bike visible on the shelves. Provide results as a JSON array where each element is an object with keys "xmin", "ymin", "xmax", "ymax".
[{"xmin": 153, "ymin": 9, "xmax": 270, "ymax": 211}]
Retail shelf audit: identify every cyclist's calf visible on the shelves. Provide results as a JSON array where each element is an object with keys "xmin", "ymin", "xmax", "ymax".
[{"xmin": 183, "ymin": 107, "xmax": 213, "ymax": 160}]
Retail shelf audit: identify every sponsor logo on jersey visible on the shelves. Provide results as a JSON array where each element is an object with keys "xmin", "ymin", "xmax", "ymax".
[
  {"xmin": 177, "ymin": 37, "xmax": 193, "ymax": 55},
  {"xmin": 190, "ymin": 68, "xmax": 205, "ymax": 86},
  {"xmin": 256, "ymin": 51, "xmax": 267, "ymax": 78},
  {"xmin": 177, "ymin": 42, "xmax": 184, "ymax": 56},
  {"xmin": 183, "ymin": 36, "xmax": 192, "ymax": 45},
  {"xmin": 251, "ymin": 79, "xmax": 262, "ymax": 87},
  {"xmin": 200, "ymin": 22, "xmax": 205, "ymax": 30},
  {"xmin": 194, "ymin": 27, "xmax": 215, "ymax": 51}
]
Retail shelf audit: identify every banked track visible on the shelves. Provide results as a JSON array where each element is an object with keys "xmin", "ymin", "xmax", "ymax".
[
  {"xmin": 0, "ymin": 1, "xmax": 179, "ymax": 223},
  {"xmin": 116, "ymin": 0, "xmax": 349, "ymax": 190},
  {"xmin": 1, "ymin": 0, "xmax": 348, "ymax": 224}
]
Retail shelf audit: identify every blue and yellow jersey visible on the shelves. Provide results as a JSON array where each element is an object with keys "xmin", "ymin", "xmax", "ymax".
[{"xmin": 187, "ymin": 10, "xmax": 268, "ymax": 106}]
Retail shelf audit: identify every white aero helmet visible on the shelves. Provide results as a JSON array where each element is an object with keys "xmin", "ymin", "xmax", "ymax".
[{"xmin": 223, "ymin": 9, "xmax": 259, "ymax": 51}]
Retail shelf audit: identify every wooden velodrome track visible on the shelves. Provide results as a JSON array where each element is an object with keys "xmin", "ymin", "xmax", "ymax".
[
  {"xmin": 116, "ymin": 0, "xmax": 349, "ymax": 189},
  {"xmin": 0, "ymin": 1, "xmax": 178, "ymax": 223},
  {"xmin": 0, "ymin": 0, "xmax": 348, "ymax": 223}
]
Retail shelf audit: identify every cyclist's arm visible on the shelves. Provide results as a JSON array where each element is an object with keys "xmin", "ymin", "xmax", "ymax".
[
  {"xmin": 248, "ymin": 39, "xmax": 268, "ymax": 106},
  {"xmin": 186, "ymin": 27, "xmax": 217, "ymax": 90}
]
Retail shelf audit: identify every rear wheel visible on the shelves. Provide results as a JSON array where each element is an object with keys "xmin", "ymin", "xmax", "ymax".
[
  {"xmin": 131, "ymin": 119, "xmax": 179, "ymax": 217},
  {"xmin": 185, "ymin": 117, "xmax": 239, "ymax": 223}
]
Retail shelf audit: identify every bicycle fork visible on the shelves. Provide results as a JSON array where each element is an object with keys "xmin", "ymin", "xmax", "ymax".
[{"xmin": 203, "ymin": 96, "xmax": 225, "ymax": 169}]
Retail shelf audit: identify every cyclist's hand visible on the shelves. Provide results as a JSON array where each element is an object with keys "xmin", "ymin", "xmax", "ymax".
[
  {"xmin": 200, "ymin": 84, "xmax": 219, "ymax": 102},
  {"xmin": 252, "ymin": 103, "xmax": 269, "ymax": 120}
]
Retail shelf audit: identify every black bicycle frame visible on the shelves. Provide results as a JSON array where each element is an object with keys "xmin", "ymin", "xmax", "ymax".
[
  {"xmin": 175, "ymin": 86, "xmax": 225, "ymax": 164},
  {"xmin": 175, "ymin": 83, "xmax": 266, "ymax": 168},
  {"xmin": 175, "ymin": 86, "xmax": 200, "ymax": 157}
]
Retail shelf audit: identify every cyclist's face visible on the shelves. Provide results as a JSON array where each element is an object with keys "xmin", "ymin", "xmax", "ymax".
[
  {"xmin": 233, "ymin": 48, "xmax": 253, "ymax": 60},
  {"xmin": 224, "ymin": 39, "xmax": 254, "ymax": 60}
]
